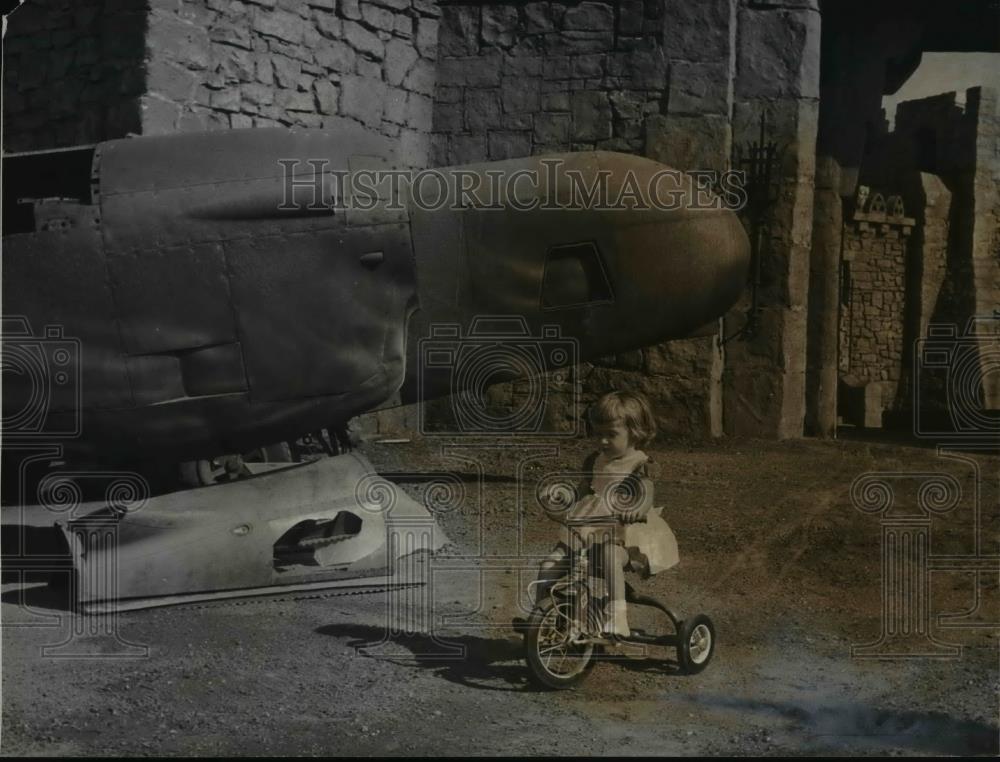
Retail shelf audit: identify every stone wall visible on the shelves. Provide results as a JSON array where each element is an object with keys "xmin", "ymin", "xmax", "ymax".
[
  {"xmin": 860, "ymin": 87, "xmax": 1000, "ymax": 419},
  {"xmin": 722, "ymin": 2, "xmax": 820, "ymax": 439},
  {"xmin": 838, "ymin": 207, "xmax": 913, "ymax": 411},
  {"xmin": 430, "ymin": 0, "xmax": 668, "ymax": 165},
  {"xmin": 141, "ymin": 0, "xmax": 440, "ymax": 166},
  {"xmin": 3, "ymin": 0, "xmax": 147, "ymax": 152}
]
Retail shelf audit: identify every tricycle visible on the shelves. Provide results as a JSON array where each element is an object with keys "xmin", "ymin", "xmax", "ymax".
[{"xmin": 522, "ymin": 518, "xmax": 715, "ymax": 689}]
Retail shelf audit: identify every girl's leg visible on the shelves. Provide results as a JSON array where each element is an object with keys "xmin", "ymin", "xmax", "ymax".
[
  {"xmin": 606, "ymin": 544, "xmax": 631, "ymax": 636},
  {"xmin": 533, "ymin": 542, "xmax": 570, "ymax": 604}
]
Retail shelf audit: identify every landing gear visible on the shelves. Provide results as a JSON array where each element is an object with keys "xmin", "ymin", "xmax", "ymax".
[
  {"xmin": 178, "ymin": 441, "xmax": 296, "ymax": 488},
  {"xmin": 178, "ymin": 454, "xmax": 251, "ymax": 488},
  {"xmin": 176, "ymin": 422, "xmax": 358, "ymax": 488}
]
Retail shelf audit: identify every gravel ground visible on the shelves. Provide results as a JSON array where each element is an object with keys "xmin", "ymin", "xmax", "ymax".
[{"xmin": 2, "ymin": 436, "xmax": 998, "ymax": 756}]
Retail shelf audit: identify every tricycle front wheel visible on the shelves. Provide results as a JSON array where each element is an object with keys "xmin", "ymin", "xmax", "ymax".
[{"xmin": 524, "ymin": 598, "xmax": 596, "ymax": 690}]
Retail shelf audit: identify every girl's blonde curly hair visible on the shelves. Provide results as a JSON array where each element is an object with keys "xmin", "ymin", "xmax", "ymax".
[{"xmin": 587, "ymin": 390, "xmax": 657, "ymax": 448}]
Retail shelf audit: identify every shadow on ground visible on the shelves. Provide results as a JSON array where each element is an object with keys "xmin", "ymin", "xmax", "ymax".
[{"xmin": 316, "ymin": 622, "xmax": 533, "ymax": 692}]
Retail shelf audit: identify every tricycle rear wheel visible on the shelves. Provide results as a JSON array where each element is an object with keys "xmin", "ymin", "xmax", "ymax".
[{"xmin": 676, "ymin": 614, "xmax": 715, "ymax": 674}]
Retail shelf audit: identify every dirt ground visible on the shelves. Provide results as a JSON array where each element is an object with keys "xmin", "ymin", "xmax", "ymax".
[{"xmin": 2, "ymin": 435, "xmax": 998, "ymax": 756}]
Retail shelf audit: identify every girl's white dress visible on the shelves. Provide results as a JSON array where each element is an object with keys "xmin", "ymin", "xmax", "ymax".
[{"xmin": 550, "ymin": 449, "xmax": 680, "ymax": 635}]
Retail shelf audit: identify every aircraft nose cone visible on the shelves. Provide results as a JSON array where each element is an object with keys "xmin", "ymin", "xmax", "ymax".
[
  {"xmin": 617, "ymin": 205, "xmax": 751, "ymax": 336},
  {"xmin": 715, "ymin": 208, "xmax": 752, "ymax": 312}
]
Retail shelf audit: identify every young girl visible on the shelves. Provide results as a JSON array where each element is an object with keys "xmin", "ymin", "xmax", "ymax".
[{"xmin": 530, "ymin": 390, "xmax": 668, "ymax": 637}]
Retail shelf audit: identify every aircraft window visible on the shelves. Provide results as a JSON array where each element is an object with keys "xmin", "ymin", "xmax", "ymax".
[{"xmin": 541, "ymin": 242, "xmax": 613, "ymax": 310}]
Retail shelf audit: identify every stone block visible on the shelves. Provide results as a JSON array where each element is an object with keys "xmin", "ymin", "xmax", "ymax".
[
  {"xmin": 177, "ymin": 106, "xmax": 209, "ymax": 131},
  {"xmin": 276, "ymin": 88, "xmax": 316, "ymax": 111},
  {"xmin": 316, "ymin": 13, "xmax": 342, "ymax": 39},
  {"xmin": 356, "ymin": 57, "xmax": 381, "ymax": 79},
  {"xmin": 645, "ymin": 113, "xmax": 731, "ymax": 172},
  {"xmin": 404, "ymin": 58, "xmax": 436, "ymax": 95},
  {"xmin": 608, "ymin": 90, "xmax": 643, "ymax": 121},
  {"xmin": 341, "ymin": 0, "xmax": 362, "ymax": 20},
  {"xmin": 570, "ymin": 91, "xmax": 612, "ymax": 141},
  {"xmin": 547, "ymin": 29, "xmax": 614, "ymax": 54},
  {"xmin": 413, "ymin": 0, "xmax": 440, "ymax": 17},
  {"xmin": 147, "ymin": 59, "xmax": 199, "ymax": 102},
  {"xmin": 303, "ymin": 24, "xmax": 322, "ymax": 51},
  {"xmin": 252, "ymin": 8, "xmax": 306, "ymax": 44},
  {"xmin": 542, "ymin": 56, "xmax": 571, "ymax": 80},
  {"xmin": 406, "ymin": 92, "xmax": 434, "ymax": 128},
  {"xmin": 482, "ymin": 5, "xmax": 518, "ymax": 48},
  {"xmin": 562, "ymin": 2, "xmax": 613, "ymax": 31},
  {"xmin": 668, "ymin": 60, "xmax": 731, "ymax": 116},
  {"xmin": 432, "ymin": 102, "xmax": 462, "ymax": 132},
  {"xmin": 436, "ymin": 85, "xmax": 462, "ymax": 104},
  {"xmin": 623, "ymin": 49, "xmax": 669, "ymax": 90},
  {"xmin": 315, "ymin": 40, "xmax": 356, "ymax": 71},
  {"xmin": 503, "ymin": 55, "xmax": 541, "ymax": 78},
  {"xmin": 369, "ymin": 0, "xmax": 410, "ymax": 10},
  {"xmin": 340, "ymin": 74, "xmax": 386, "ymax": 125},
  {"xmin": 314, "ymin": 79, "xmax": 338, "ymax": 113},
  {"xmin": 210, "ymin": 87, "xmax": 242, "ymax": 112},
  {"xmin": 439, "ymin": 7, "xmax": 479, "ymax": 57},
  {"xmin": 255, "ymin": 55, "xmax": 275, "ymax": 84},
  {"xmin": 231, "ymin": 112, "xmax": 254, "ymax": 128},
  {"xmin": 384, "ymin": 37, "xmax": 418, "ymax": 86},
  {"xmin": 735, "ymin": 6, "xmax": 820, "ymax": 100},
  {"xmin": 503, "ymin": 113, "xmax": 533, "ymax": 130},
  {"xmin": 465, "ymin": 88, "xmax": 501, "ymax": 130},
  {"xmin": 450, "ymin": 133, "xmax": 487, "ymax": 164},
  {"xmin": 272, "ymin": 56, "xmax": 301, "ymax": 88},
  {"xmin": 149, "ymin": 11, "xmax": 210, "ymax": 70},
  {"xmin": 415, "ymin": 17, "xmax": 439, "ymax": 58},
  {"xmin": 242, "ymin": 82, "xmax": 275, "ymax": 105},
  {"xmin": 383, "ymin": 86, "xmax": 408, "ymax": 123},
  {"xmin": 295, "ymin": 112, "xmax": 324, "ymax": 127},
  {"xmin": 361, "ymin": 2, "xmax": 395, "ymax": 32},
  {"xmin": 571, "ymin": 53, "xmax": 604, "ymax": 80},
  {"xmin": 344, "ymin": 20, "xmax": 384, "ymax": 59},
  {"xmin": 534, "ymin": 112, "xmax": 571, "ymax": 144},
  {"xmin": 140, "ymin": 94, "xmax": 181, "ymax": 133},
  {"xmin": 488, "ymin": 130, "xmax": 531, "ymax": 160},
  {"xmin": 618, "ymin": 0, "xmax": 644, "ymax": 37},
  {"xmin": 393, "ymin": 14, "xmax": 413, "ymax": 38},
  {"xmin": 501, "ymin": 76, "xmax": 540, "ymax": 114},
  {"xmin": 400, "ymin": 128, "xmax": 430, "ymax": 167},
  {"xmin": 297, "ymin": 71, "xmax": 316, "ymax": 91},
  {"xmin": 524, "ymin": 3, "xmax": 555, "ymax": 34},
  {"xmin": 275, "ymin": 0, "xmax": 308, "ymax": 15},
  {"xmin": 541, "ymin": 92, "xmax": 570, "ymax": 111},
  {"xmin": 662, "ymin": 0, "xmax": 732, "ymax": 62}
]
